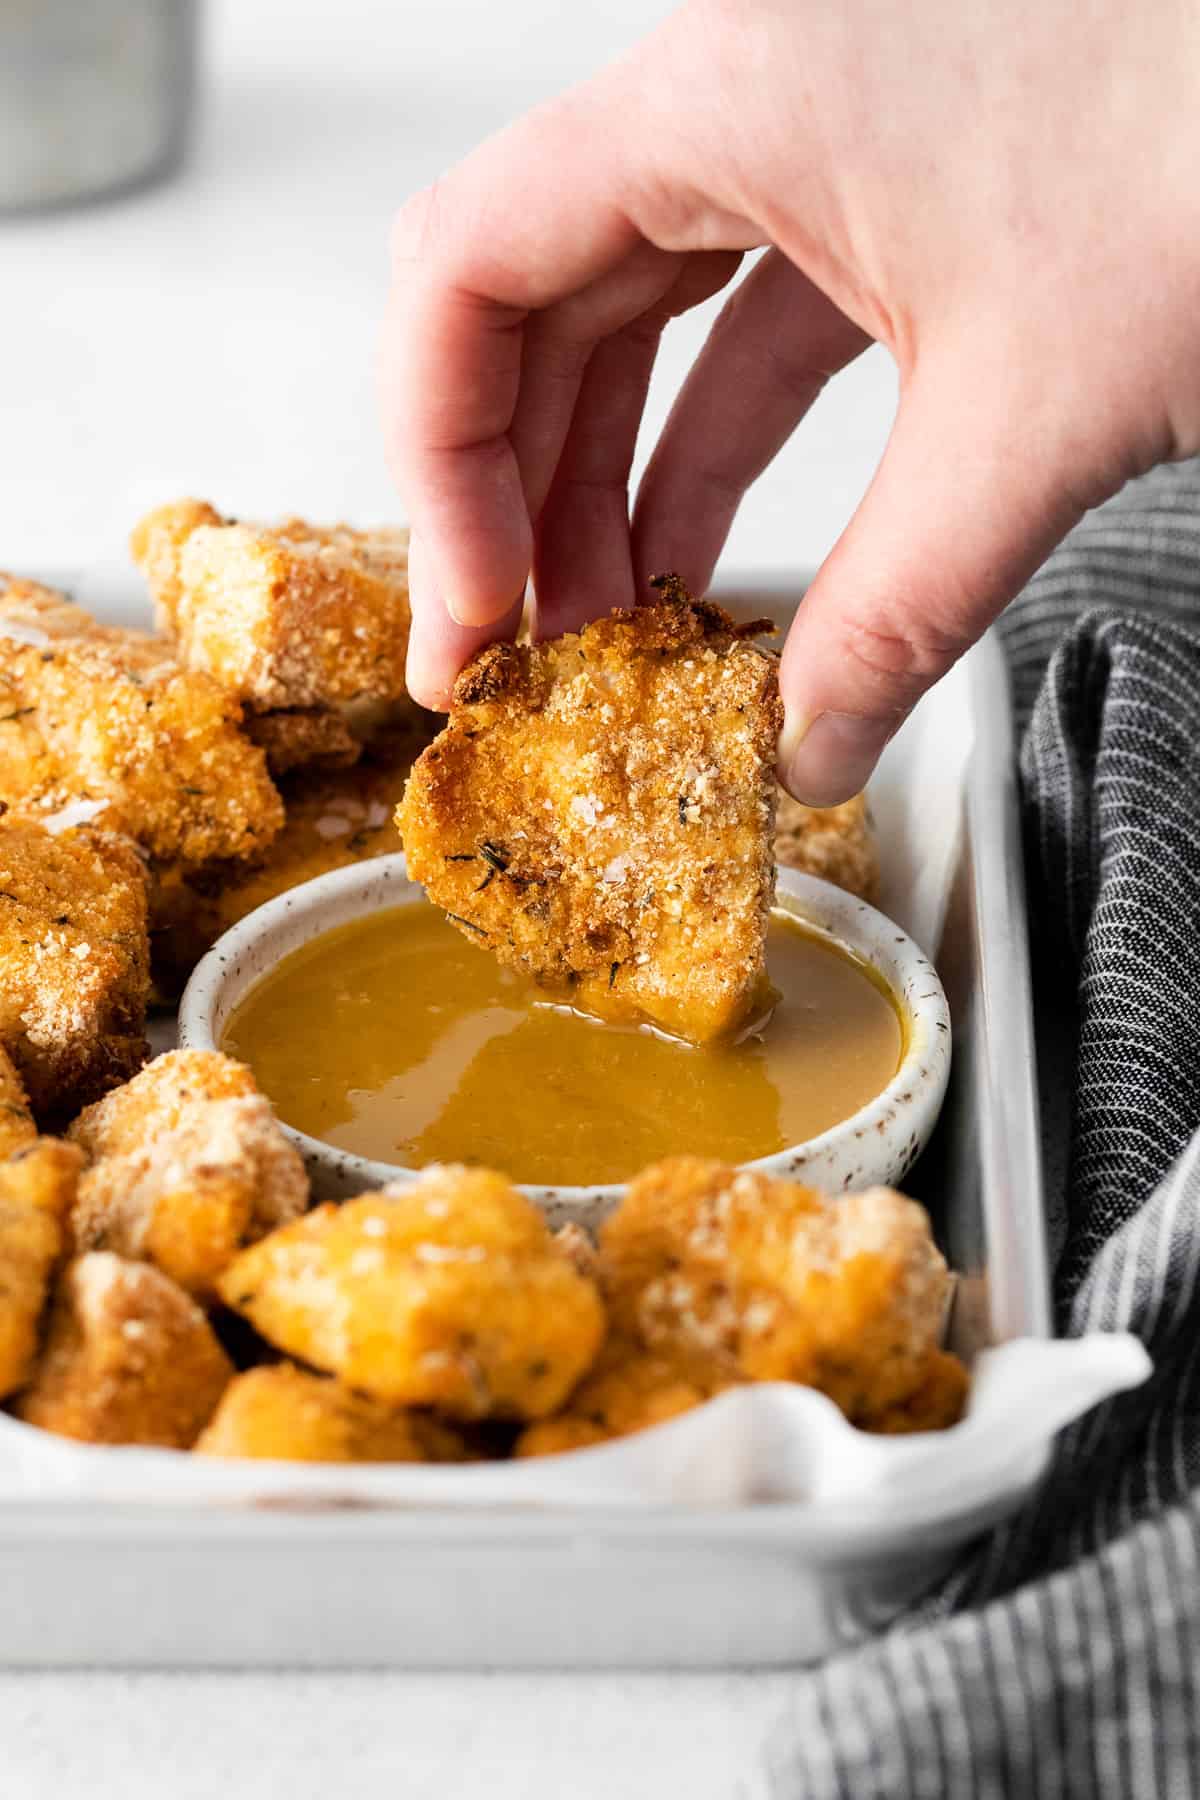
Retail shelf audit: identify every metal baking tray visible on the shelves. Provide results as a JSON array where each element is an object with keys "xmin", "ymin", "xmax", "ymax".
[{"xmin": 0, "ymin": 576, "xmax": 1051, "ymax": 1667}]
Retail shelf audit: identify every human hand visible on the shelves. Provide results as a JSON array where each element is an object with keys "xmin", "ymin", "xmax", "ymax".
[{"xmin": 383, "ymin": 0, "xmax": 1200, "ymax": 801}]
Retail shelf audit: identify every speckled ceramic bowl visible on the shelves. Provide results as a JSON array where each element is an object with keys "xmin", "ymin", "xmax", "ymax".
[{"xmin": 178, "ymin": 855, "xmax": 951, "ymax": 1227}]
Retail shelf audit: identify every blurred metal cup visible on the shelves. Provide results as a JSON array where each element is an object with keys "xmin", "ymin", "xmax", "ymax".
[{"xmin": 0, "ymin": 0, "xmax": 199, "ymax": 211}]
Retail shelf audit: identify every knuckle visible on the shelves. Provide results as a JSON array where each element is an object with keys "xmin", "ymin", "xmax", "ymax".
[{"xmin": 837, "ymin": 609, "xmax": 970, "ymax": 706}]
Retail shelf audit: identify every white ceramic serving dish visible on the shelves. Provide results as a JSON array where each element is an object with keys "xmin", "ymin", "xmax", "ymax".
[{"xmin": 177, "ymin": 859, "xmax": 951, "ymax": 1221}]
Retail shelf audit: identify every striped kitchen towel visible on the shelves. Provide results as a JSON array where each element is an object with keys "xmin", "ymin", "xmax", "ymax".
[{"xmin": 769, "ymin": 464, "xmax": 1200, "ymax": 1798}]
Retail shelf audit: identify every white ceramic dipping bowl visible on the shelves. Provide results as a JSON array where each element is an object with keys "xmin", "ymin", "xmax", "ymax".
[{"xmin": 178, "ymin": 856, "xmax": 951, "ymax": 1228}]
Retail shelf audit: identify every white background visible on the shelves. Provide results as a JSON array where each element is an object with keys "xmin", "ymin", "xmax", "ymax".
[
  {"xmin": 0, "ymin": 2, "xmax": 898, "ymax": 1794},
  {"xmin": 0, "ymin": 0, "xmax": 897, "ymax": 578}
]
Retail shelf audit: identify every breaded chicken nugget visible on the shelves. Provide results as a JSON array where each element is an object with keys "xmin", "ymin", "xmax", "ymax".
[
  {"xmin": 131, "ymin": 499, "xmax": 411, "ymax": 713},
  {"xmin": 147, "ymin": 740, "xmax": 420, "ymax": 997},
  {"xmin": 0, "ymin": 1045, "xmax": 35, "ymax": 1158},
  {"xmin": 242, "ymin": 707, "xmax": 361, "ymax": 776},
  {"xmin": 69, "ymin": 1048, "xmax": 257, "ymax": 1157},
  {"xmin": 242, "ymin": 698, "xmax": 434, "ymax": 778},
  {"xmin": 68, "ymin": 1051, "xmax": 308, "ymax": 1297},
  {"xmin": 0, "ymin": 1138, "xmax": 85, "ymax": 1399},
  {"xmin": 774, "ymin": 790, "xmax": 880, "ymax": 903},
  {"xmin": 399, "ymin": 581, "xmax": 782, "ymax": 1045},
  {"xmin": 600, "ymin": 1158, "xmax": 966, "ymax": 1431},
  {"xmin": 14, "ymin": 1250, "xmax": 232, "ymax": 1446},
  {"xmin": 195, "ymin": 1362, "xmax": 470, "ymax": 1463},
  {"xmin": 0, "ymin": 575, "xmax": 283, "ymax": 866},
  {"xmin": 218, "ymin": 1165, "xmax": 605, "ymax": 1420},
  {"xmin": 516, "ymin": 1337, "xmax": 738, "ymax": 1457},
  {"xmin": 0, "ymin": 814, "xmax": 150, "ymax": 1117}
]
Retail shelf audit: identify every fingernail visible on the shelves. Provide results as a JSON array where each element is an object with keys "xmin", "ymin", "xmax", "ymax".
[
  {"xmin": 447, "ymin": 587, "xmax": 528, "ymax": 629},
  {"xmin": 404, "ymin": 644, "xmax": 452, "ymax": 712},
  {"xmin": 780, "ymin": 710, "xmax": 895, "ymax": 805}
]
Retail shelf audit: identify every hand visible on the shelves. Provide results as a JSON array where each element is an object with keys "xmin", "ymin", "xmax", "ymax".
[{"xmin": 382, "ymin": 0, "xmax": 1200, "ymax": 801}]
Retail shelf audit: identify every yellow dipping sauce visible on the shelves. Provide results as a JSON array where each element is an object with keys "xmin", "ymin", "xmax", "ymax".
[{"xmin": 224, "ymin": 905, "xmax": 904, "ymax": 1187}]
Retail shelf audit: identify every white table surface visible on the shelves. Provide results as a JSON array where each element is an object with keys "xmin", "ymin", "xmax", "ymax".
[{"xmin": 0, "ymin": 2, "xmax": 896, "ymax": 1792}]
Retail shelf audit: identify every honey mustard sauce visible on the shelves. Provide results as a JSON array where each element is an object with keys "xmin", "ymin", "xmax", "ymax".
[{"xmin": 224, "ymin": 904, "xmax": 904, "ymax": 1188}]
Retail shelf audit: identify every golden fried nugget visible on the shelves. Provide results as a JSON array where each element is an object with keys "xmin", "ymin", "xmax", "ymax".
[
  {"xmin": 774, "ymin": 790, "xmax": 879, "ymax": 903},
  {"xmin": 242, "ymin": 707, "xmax": 362, "ymax": 776},
  {"xmin": 516, "ymin": 1337, "xmax": 738, "ymax": 1457},
  {"xmin": 68, "ymin": 1051, "xmax": 307, "ymax": 1297},
  {"xmin": 125, "ymin": 498, "xmax": 222, "ymax": 615},
  {"xmin": 600, "ymin": 1158, "xmax": 966, "ymax": 1432},
  {"xmin": 14, "ymin": 1250, "xmax": 232, "ymax": 1446},
  {"xmin": 241, "ymin": 698, "xmax": 435, "ymax": 777},
  {"xmin": 195, "ymin": 1362, "xmax": 470, "ymax": 1463},
  {"xmin": 218, "ymin": 1165, "xmax": 605, "ymax": 1420},
  {"xmin": 0, "ymin": 574, "xmax": 283, "ymax": 865},
  {"xmin": 400, "ymin": 582, "xmax": 782, "ymax": 1045},
  {"xmin": 131, "ymin": 499, "xmax": 411, "ymax": 712},
  {"xmin": 69, "ymin": 1048, "xmax": 256, "ymax": 1157},
  {"xmin": 0, "ymin": 1045, "xmax": 35, "ymax": 1157},
  {"xmin": 147, "ymin": 742, "xmax": 420, "ymax": 997},
  {"xmin": 0, "ymin": 814, "xmax": 150, "ymax": 1117},
  {"xmin": 0, "ymin": 1138, "xmax": 85, "ymax": 1399}
]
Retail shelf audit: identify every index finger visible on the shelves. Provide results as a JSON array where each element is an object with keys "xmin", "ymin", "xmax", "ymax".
[{"xmin": 381, "ymin": 86, "xmax": 646, "ymax": 630}]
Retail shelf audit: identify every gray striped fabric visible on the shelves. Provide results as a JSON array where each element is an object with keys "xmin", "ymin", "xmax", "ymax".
[{"xmin": 769, "ymin": 465, "xmax": 1200, "ymax": 1797}]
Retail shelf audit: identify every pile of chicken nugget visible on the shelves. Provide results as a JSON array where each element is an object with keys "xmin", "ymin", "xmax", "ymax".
[{"xmin": 0, "ymin": 500, "xmax": 960, "ymax": 1465}]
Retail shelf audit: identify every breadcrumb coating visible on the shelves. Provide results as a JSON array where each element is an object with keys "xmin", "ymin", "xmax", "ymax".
[
  {"xmin": 516, "ymin": 1337, "xmax": 738, "ymax": 1457},
  {"xmin": 0, "ymin": 574, "xmax": 283, "ymax": 865},
  {"xmin": 600, "ymin": 1157, "xmax": 966, "ymax": 1431},
  {"xmin": 0, "ymin": 1138, "xmax": 85, "ymax": 1400},
  {"xmin": 131, "ymin": 499, "xmax": 411, "ymax": 712},
  {"xmin": 218, "ymin": 1165, "xmax": 605, "ymax": 1420},
  {"xmin": 774, "ymin": 790, "xmax": 880, "ymax": 903},
  {"xmin": 0, "ymin": 1045, "xmax": 35, "ymax": 1158},
  {"xmin": 68, "ymin": 1051, "xmax": 308, "ymax": 1297},
  {"xmin": 399, "ymin": 582, "xmax": 782, "ymax": 1044},
  {"xmin": 14, "ymin": 1250, "xmax": 232, "ymax": 1446},
  {"xmin": 243, "ymin": 707, "xmax": 362, "ymax": 776},
  {"xmin": 194, "ymin": 1362, "xmax": 471, "ymax": 1463},
  {"xmin": 69, "ymin": 1048, "xmax": 256, "ymax": 1157},
  {"xmin": 0, "ymin": 814, "xmax": 150, "ymax": 1118}
]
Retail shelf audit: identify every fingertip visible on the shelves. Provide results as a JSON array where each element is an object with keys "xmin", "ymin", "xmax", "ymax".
[
  {"xmin": 409, "ymin": 525, "xmax": 527, "ymax": 632},
  {"xmin": 404, "ymin": 570, "xmax": 526, "ymax": 713},
  {"xmin": 777, "ymin": 709, "xmax": 895, "ymax": 807},
  {"xmin": 404, "ymin": 640, "xmax": 455, "ymax": 713}
]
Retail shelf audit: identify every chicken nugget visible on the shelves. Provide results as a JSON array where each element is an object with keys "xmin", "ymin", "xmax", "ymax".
[
  {"xmin": 218, "ymin": 1165, "xmax": 605, "ymax": 1420},
  {"xmin": 600, "ymin": 1158, "xmax": 966, "ymax": 1431},
  {"xmin": 242, "ymin": 696, "xmax": 435, "ymax": 778},
  {"xmin": 242, "ymin": 707, "xmax": 361, "ymax": 776},
  {"xmin": 194, "ymin": 1362, "xmax": 470, "ymax": 1463},
  {"xmin": 0, "ymin": 1045, "xmax": 35, "ymax": 1157},
  {"xmin": 0, "ymin": 574, "xmax": 283, "ymax": 865},
  {"xmin": 0, "ymin": 814, "xmax": 150, "ymax": 1118},
  {"xmin": 516, "ymin": 1337, "xmax": 738, "ymax": 1457},
  {"xmin": 131, "ymin": 499, "xmax": 411, "ymax": 712},
  {"xmin": 14, "ymin": 1250, "xmax": 232, "ymax": 1446},
  {"xmin": 0, "ymin": 1138, "xmax": 85, "ymax": 1399},
  {"xmin": 68, "ymin": 1051, "xmax": 308, "ymax": 1297},
  {"xmin": 774, "ymin": 789, "xmax": 879, "ymax": 903},
  {"xmin": 399, "ymin": 580, "xmax": 782, "ymax": 1045},
  {"xmin": 69, "ymin": 1048, "xmax": 257, "ymax": 1157},
  {"xmin": 147, "ymin": 741, "xmax": 419, "ymax": 997}
]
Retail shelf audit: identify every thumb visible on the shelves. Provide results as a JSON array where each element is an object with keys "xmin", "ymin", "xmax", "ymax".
[{"xmin": 777, "ymin": 364, "xmax": 1095, "ymax": 804}]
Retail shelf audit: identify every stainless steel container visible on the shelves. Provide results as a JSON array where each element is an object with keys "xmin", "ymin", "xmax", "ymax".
[{"xmin": 0, "ymin": 0, "xmax": 198, "ymax": 211}]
